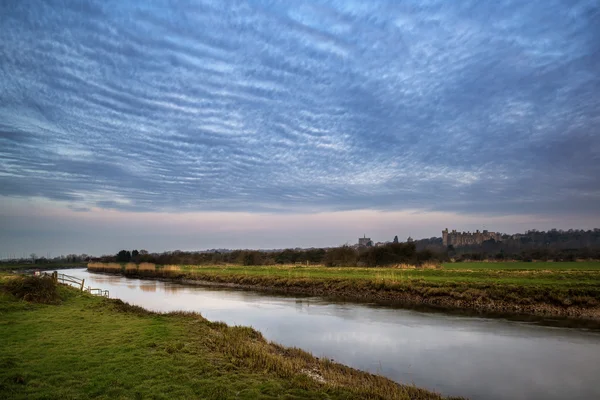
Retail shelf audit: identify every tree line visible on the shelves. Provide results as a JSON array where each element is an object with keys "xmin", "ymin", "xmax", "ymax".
[
  {"xmin": 413, "ymin": 228, "xmax": 600, "ymax": 262},
  {"xmin": 19, "ymin": 228, "xmax": 597, "ymax": 268},
  {"xmin": 101, "ymin": 242, "xmax": 437, "ymax": 267}
]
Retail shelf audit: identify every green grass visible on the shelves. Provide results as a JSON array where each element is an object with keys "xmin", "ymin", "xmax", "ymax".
[
  {"xmin": 168, "ymin": 262, "xmax": 600, "ymax": 290},
  {"xmin": 442, "ymin": 261, "xmax": 600, "ymax": 271},
  {"xmin": 0, "ymin": 275, "xmax": 459, "ymax": 400}
]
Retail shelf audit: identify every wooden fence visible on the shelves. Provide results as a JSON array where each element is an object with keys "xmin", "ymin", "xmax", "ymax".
[{"xmin": 42, "ymin": 271, "xmax": 109, "ymax": 298}]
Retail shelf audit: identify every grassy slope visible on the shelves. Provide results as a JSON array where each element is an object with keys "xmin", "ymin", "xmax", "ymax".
[{"xmin": 0, "ymin": 277, "xmax": 458, "ymax": 400}]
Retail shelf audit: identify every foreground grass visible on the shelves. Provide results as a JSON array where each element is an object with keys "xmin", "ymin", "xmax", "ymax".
[
  {"xmin": 0, "ymin": 276, "xmax": 459, "ymax": 400},
  {"xmin": 88, "ymin": 262, "xmax": 600, "ymax": 320}
]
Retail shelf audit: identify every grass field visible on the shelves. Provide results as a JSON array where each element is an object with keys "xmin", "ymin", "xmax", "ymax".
[
  {"xmin": 167, "ymin": 261, "xmax": 600, "ymax": 289},
  {"xmin": 0, "ymin": 274, "xmax": 458, "ymax": 400},
  {"xmin": 442, "ymin": 261, "xmax": 600, "ymax": 270}
]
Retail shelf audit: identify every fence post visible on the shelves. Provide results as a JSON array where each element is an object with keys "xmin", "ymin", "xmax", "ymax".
[
  {"xmin": 80, "ymin": 279, "xmax": 85, "ymax": 291},
  {"xmin": 52, "ymin": 271, "xmax": 58, "ymax": 284}
]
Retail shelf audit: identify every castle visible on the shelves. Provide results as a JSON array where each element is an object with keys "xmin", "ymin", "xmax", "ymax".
[
  {"xmin": 442, "ymin": 229, "xmax": 502, "ymax": 247},
  {"xmin": 358, "ymin": 234, "xmax": 373, "ymax": 247}
]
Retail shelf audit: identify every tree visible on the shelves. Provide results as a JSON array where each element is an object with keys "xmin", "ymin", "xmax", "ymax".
[
  {"xmin": 30, "ymin": 253, "xmax": 36, "ymax": 263},
  {"xmin": 393, "ymin": 235, "xmax": 399, "ymax": 244},
  {"xmin": 447, "ymin": 245, "xmax": 456, "ymax": 257},
  {"xmin": 116, "ymin": 250, "xmax": 132, "ymax": 262},
  {"xmin": 240, "ymin": 251, "xmax": 263, "ymax": 266},
  {"xmin": 324, "ymin": 246, "xmax": 358, "ymax": 267},
  {"xmin": 275, "ymin": 249, "xmax": 298, "ymax": 264}
]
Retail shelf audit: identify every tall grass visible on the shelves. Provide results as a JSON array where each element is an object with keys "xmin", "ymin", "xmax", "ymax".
[
  {"xmin": 124, "ymin": 263, "xmax": 137, "ymax": 273},
  {"xmin": 204, "ymin": 321, "xmax": 446, "ymax": 399},
  {"xmin": 163, "ymin": 265, "xmax": 181, "ymax": 273},
  {"xmin": 88, "ymin": 262, "xmax": 186, "ymax": 277},
  {"xmin": 88, "ymin": 262, "xmax": 121, "ymax": 273},
  {"xmin": 139, "ymin": 262, "xmax": 156, "ymax": 272}
]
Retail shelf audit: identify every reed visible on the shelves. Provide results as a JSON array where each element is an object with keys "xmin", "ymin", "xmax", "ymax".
[
  {"xmin": 87, "ymin": 262, "xmax": 103, "ymax": 270},
  {"xmin": 138, "ymin": 262, "xmax": 156, "ymax": 272},
  {"xmin": 162, "ymin": 265, "xmax": 181, "ymax": 277},
  {"xmin": 124, "ymin": 263, "xmax": 137, "ymax": 273},
  {"xmin": 87, "ymin": 262, "xmax": 121, "ymax": 273}
]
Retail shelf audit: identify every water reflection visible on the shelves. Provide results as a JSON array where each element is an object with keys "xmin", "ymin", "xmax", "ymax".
[
  {"xmin": 163, "ymin": 285, "xmax": 181, "ymax": 295},
  {"xmin": 57, "ymin": 269, "xmax": 600, "ymax": 400},
  {"xmin": 139, "ymin": 282, "xmax": 157, "ymax": 293}
]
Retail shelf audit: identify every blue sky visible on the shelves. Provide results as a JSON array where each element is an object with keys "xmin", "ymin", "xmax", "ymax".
[{"xmin": 1, "ymin": 0, "xmax": 599, "ymax": 255}]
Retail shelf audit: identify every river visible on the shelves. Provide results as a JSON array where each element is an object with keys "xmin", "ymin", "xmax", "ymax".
[{"xmin": 57, "ymin": 268, "xmax": 600, "ymax": 400}]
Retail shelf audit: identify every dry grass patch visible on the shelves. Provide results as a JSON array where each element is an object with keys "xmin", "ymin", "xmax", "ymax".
[
  {"xmin": 87, "ymin": 262, "xmax": 122, "ymax": 273},
  {"xmin": 125, "ymin": 263, "xmax": 137, "ymax": 272},
  {"xmin": 391, "ymin": 264, "xmax": 417, "ymax": 269},
  {"xmin": 138, "ymin": 262, "xmax": 156, "ymax": 272},
  {"xmin": 418, "ymin": 262, "xmax": 441, "ymax": 270},
  {"xmin": 87, "ymin": 262, "xmax": 103, "ymax": 270},
  {"xmin": 162, "ymin": 265, "xmax": 181, "ymax": 277},
  {"xmin": 202, "ymin": 320, "xmax": 457, "ymax": 399}
]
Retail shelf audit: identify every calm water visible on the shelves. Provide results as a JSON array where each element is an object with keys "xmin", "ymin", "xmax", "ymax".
[{"xmin": 58, "ymin": 268, "xmax": 600, "ymax": 400}]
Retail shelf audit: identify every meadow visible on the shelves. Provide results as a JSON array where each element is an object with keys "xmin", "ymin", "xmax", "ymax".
[
  {"xmin": 442, "ymin": 261, "xmax": 600, "ymax": 271},
  {"xmin": 0, "ymin": 274, "xmax": 458, "ymax": 400},
  {"xmin": 87, "ymin": 261, "xmax": 600, "ymax": 321}
]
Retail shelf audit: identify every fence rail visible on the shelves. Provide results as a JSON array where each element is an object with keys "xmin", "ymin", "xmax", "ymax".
[
  {"xmin": 86, "ymin": 287, "xmax": 110, "ymax": 297},
  {"xmin": 41, "ymin": 271, "xmax": 109, "ymax": 298}
]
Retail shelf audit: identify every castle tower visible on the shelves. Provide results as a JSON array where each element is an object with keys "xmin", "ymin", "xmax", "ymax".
[{"xmin": 442, "ymin": 228, "xmax": 449, "ymax": 246}]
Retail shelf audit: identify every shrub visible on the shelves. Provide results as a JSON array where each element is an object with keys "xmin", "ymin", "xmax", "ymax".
[{"xmin": 4, "ymin": 276, "xmax": 60, "ymax": 304}]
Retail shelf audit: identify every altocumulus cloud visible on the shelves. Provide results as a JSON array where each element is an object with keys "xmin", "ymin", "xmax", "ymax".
[{"xmin": 0, "ymin": 0, "xmax": 599, "ymax": 216}]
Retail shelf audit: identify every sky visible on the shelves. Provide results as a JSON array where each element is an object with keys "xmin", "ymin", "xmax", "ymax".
[{"xmin": 1, "ymin": 0, "xmax": 599, "ymax": 256}]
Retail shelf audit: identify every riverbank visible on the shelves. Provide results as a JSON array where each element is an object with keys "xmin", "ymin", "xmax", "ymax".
[
  {"xmin": 0, "ymin": 274, "xmax": 460, "ymax": 400},
  {"xmin": 88, "ymin": 262, "xmax": 600, "ymax": 321}
]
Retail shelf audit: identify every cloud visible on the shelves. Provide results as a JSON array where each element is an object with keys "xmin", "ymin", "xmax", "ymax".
[{"xmin": 0, "ymin": 0, "xmax": 599, "ymax": 217}]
